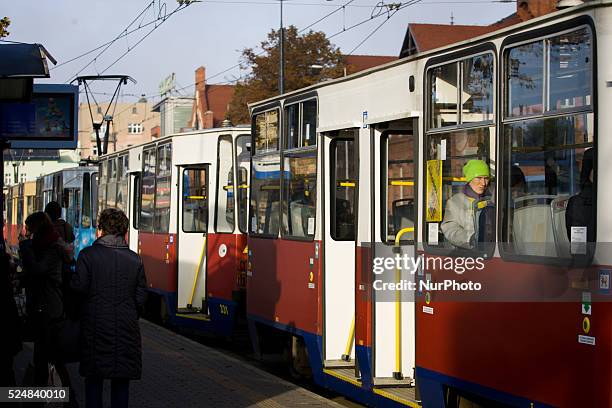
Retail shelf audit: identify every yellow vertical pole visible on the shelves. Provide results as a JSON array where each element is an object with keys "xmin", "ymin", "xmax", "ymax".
[
  {"xmin": 188, "ymin": 236, "xmax": 207, "ymax": 308},
  {"xmin": 393, "ymin": 227, "xmax": 414, "ymax": 380}
]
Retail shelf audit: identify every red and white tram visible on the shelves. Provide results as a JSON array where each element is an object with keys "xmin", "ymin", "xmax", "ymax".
[
  {"xmin": 97, "ymin": 126, "xmax": 250, "ymax": 335},
  {"xmin": 246, "ymin": 1, "xmax": 610, "ymax": 407}
]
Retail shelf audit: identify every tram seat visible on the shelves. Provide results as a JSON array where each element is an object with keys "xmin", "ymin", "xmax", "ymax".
[
  {"xmin": 392, "ymin": 199, "xmax": 415, "ymax": 237},
  {"xmin": 512, "ymin": 194, "xmax": 572, "ymax": 257},
  {"xmin": 550, "ymin": 196, "xmax": 571, "ymax": 258},
  {"xmin": 290, "ymin": 201, "xmax": 316, "ymax": 236},
  {"xmin": 512, "ymin": 199, "xmax": 556, "ymax": 257}
]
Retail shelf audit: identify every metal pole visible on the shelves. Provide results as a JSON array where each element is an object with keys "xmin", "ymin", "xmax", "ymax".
[
  {"xmin": 279, "ymin": 0, "xmax": 285, "ymax": 94},
  {"xmin": 0, "ymin": 140, "xmax": 9, "ymax": 253}
]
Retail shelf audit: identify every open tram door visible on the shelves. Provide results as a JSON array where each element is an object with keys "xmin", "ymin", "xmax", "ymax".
[
  {"xmin": 369, "ymin": 120, "xmax": 418, "ymax": 403},
  {"xmin": 322, "ymin": 129, "xmax": 359, "ymax": 377},
  {"xmin": 176, "ymin": 165, "xmax": 210, "ymax": 316}
]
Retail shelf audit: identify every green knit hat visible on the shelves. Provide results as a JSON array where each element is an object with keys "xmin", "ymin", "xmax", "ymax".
[{"xmin": 463, "ymin": 160, "xmax": 490, "ymax": 182}]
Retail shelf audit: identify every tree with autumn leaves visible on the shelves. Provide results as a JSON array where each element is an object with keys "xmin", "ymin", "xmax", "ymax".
[
  {"xmin": 227, "ymin": 26, "xmax": 346, "ymax": 124},
  {"xmin": 0, "ymin": 17, "xmax": 10, "ymax": 38}
]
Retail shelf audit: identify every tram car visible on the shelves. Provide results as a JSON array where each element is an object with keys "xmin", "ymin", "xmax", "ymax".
[
  {"xmin": 96, "ymin": 126, "xmax": 250, "ymax": 337},
  {"xmin": 3, "ymin": 166, "xmax": 97, "ymax": 259},
  {"xmin": 36, "ymin": 166, "xmax": 99, "ymax": 256},
  {"xmin": 4, "ymin": 181, "xmax": 37, "ymax": 258},
  {"xmin": 246, "ymin": 1, "xmax": 610, "ymax": 407}
]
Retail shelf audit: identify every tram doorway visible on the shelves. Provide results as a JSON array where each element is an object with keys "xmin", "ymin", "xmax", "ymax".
[
  {"xmin": 177, "ymin": 165, "xmax": 210, "ymax": 313},
  {"xmin": 371, "ymin": 122, "xmax": 417, "ymax": 384},
  {"xmin": 323, "ymin": 130, "xmax": 358, "ymax": 366},
  {"xmin": 128, "ymin": 172, "xmax": 140, "ymax": 252}
]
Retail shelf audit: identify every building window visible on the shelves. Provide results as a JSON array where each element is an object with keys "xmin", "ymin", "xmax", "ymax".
[
  {"xmin": 132, "ymin": 106, "xmax": 138, "ymax": 115},
  {"xmin": 97, "ymin": 106, "xmax": 102, "ymax": 114},
  {"xmin": 20, "ymin": 173, "xmax": 26, "ymax": 183},
  {"xmin": 128, "ymin": 123, "xmax": 144, "ymax": 134}
]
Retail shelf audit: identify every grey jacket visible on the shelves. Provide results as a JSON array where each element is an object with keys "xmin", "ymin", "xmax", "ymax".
[{"xmin": 441, "ymin": 186, "xmax": 491, "ymax": 250}]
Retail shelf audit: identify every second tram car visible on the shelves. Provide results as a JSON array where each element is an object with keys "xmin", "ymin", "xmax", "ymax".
[{"xmin": 97, "ymin": 127, "xmax": 251, "ymax": 336}]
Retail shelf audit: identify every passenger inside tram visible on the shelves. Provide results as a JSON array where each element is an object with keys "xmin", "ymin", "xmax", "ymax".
[
  {"xmin": 565, "ymin": 147, "xmax": 595, "ymax": 255},
  {"xmin": 441, "ymin": 159, "xmax": 494, "ymax": 250}
]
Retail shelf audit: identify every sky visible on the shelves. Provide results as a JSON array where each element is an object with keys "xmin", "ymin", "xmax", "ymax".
[{"xmin": 3, "ymin": 0, "xmax": 516, "ymax": 105}]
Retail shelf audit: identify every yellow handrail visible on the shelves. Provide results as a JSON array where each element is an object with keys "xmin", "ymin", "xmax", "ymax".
[
  {"xmin": 188, "ymin": 236, "xmax": 207, "ymax": 308},
  {"xmin": 393, "ymin": 227, "xmax": 414, "ymax": 379},
  {"xmin": 342, "ymin": 316, "xmax": 356, "ymax": 361}
]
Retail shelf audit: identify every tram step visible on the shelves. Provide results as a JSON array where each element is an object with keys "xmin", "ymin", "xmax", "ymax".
[
  {"xmin": 373, "ymin": 376, "xmax": 414, "ymax": 388},
  {"xmin": 175, "ymin": 312, "xmax": 211, "ymax": 321},
  {"xmin": 176, "ymin": 307, "xmax": 201, "ymax": 314},
  {"xmin": 323, "ymin": 359, "xmax": 355, "ymax": 369}
]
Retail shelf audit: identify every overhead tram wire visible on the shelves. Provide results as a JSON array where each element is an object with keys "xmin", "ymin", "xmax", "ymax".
[
  {"xmin": 347, "ymin": 1, "xmax": 411, "ymax": 54},
  {"xmin": 65, "ymin": 0, "xmax": 160, "ymax": 80},
  {"xmin": 65, "ymin": 0, "xmax": 194, "ymax": 83}
]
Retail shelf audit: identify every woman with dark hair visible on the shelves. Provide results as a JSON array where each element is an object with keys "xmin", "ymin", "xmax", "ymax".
[
  {"xmin": 19, "ymin": 211, "xmax": 77, "ymax": 404},
  {"xmin": 71, "ymin": 208, "xmax": 147, "ymax": 408}
]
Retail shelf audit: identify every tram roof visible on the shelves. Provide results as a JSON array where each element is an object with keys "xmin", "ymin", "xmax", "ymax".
[
  {"xmin": 249, "ymin": 0, "xmax": 608, "ymax": 110},
  {"xmin": 97, "ymin": 125, "xmax": 250, "ymax": 160}
]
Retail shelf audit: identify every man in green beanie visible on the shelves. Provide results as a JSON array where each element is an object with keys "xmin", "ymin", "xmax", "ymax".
[{"xmin": 441, "ymin": 159, "xmax": 492, "ymax": 249}]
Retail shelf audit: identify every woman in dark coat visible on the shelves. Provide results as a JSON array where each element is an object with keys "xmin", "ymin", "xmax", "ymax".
[
  {"xmin": 71, "ymin": 208, "xmax": 146, "ymax": 408},
  {"xmin": 19, "ymin": 212, "xmax": 74, "ymax": 389}
]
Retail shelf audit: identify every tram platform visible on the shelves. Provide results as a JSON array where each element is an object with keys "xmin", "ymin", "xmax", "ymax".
[{"xmin": 13, "ymin": 319, "xmax": 345, "ymax": 408}]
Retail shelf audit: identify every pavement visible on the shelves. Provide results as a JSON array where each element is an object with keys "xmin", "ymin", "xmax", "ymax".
[{"xmin": 13, "ymin": 319, "xmax": 344, "ymax": 408}]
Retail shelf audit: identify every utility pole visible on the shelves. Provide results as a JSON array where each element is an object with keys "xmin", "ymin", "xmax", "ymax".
[{"xmin": 279, "ymin": 0, "xmax": 285, "ymax": 94}]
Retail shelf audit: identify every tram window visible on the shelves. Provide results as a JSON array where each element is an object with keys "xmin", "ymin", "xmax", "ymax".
[
  {"xmin": 501, "ymin": 113, "xmax": 595, "ymax": 259},
  {"xmin": 133, "ymin": 173, "xmax": 141, "ymax": 230},
  {"xmin": 26, "ymin": 196, "xmax": 34, "ymax": 218},
  {"xmin": 116, "ymin": 155, "xmax": 129, "ymax": 212},
  {"xmin": 16, "ymin": 197, "xmax": 23, "ymax": 226},
  {"xmin": 549, "ymin": 28, "xmax": 591, "ymax": 111},
  {"xmin": 302, "ymin": 100, "xmax": 317, "ymax": 147},
  {"xmin": 506, "ymin": 27, "xmax": 592, "ymax": 118},
  {"xmin": 215, "ymin": 136, "xmax": 235, "ymax": 233},
  {"xmin": 250, "ymin": 153, "xmax": 281, "ymax": 236},
  {"xmin": 98, "ymin": 161, "xmax": 107, "ymax": 213},
  {"xmin": 92, "ymin": 173, "xmax": 98, "ymax": 228},
  {"xmin": 429, "ymin": 53, "xmax": 494, "ymax": 129},
  {"xmin": 286, "ymin": 104, "xmax": 299, "ymax": 149},
  {"xmin": 154, "ymin": 143, "xmax": 172, "ymax": 233},
  {"xmin": 140, "ymin": 148, "xmax": 156, "ymax": 232},
  {"xmin": 331, "ymin": 139, "xmax": 356, "ymax": 241},
  {"xmin": 430, "ymin": 63, "xmax": 458, "ymax": 128},
  {"xmin": 182, "ymin": 168, "xmax": 208, "ymax": 233},
  {"xmin": 461, "ymin": 54, "xmax": 494, "ymax": 124},
  {"xmin": 106, "ymin": 158, "xmax": 117, "ymax": 209},
  {"xmin": 282, "ymin": 152, "xmax": 317, "ymax": 239},
  {"xmin": 285, "ymin": 99, "xmax": 317, "ymax": 149},
  {"xmin": 82, "ymin": 172, "xmax": 91, "ymax": 228},
  {"xmin": 383, "ymin": 133, "xmax": 415, "ymax": 243},
  {"xmin": 254, "ymin": 109, "xmax": 279, "ymax": 153},
  {"xmin": 64, "ymin": 188, "xmax": 80, "ymax": 228},
  {"xmin": 424, "ymin": 127, "xmax": 495, "ymax": 252},
  {"xmin": 506, "ymin": 41, "xmax": 543, "ymax": 117},
  {"xmin": 236, "ymin": 135, "xmax": 250, "ymax": 234}
]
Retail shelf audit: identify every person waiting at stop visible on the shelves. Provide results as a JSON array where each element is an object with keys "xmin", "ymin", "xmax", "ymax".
[{"xmin": 441, "ymin": 159, "xmax": 494, "ymax": 250}]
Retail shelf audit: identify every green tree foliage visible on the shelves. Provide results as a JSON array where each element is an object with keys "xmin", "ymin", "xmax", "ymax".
[
  {"xmin": 227, "ymin": 26, "xmax": 346, "ymax": 124},
  {"xmin": 0, "ymin": 17, "xmax": 10, "ymax": 38}
]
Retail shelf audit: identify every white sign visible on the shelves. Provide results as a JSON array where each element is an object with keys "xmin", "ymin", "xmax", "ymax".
[
  {"xmin": 428, "ymin": 223, "xmax": 439, "ymax": 245},
  {"xmin": 571, "ymin": 226, "xmax": 587, "ymax": 254},
  {"xmin": 422, "ymin": 306, "xmax": 434, "ymax": 315},
  {"xmin": 307, "ymin": 217, "xmax": 315, "ymax": 235},
  {"xmin": 440, "ymin": 140, "xmax": 447, "ymax": 161},
  {"xmin": 218, "ymin": 244, "xmax": 227, "ymax": 258},
  {"xmin": 578, "ymin": 335, "xmax": 596, "ymax": 346}
]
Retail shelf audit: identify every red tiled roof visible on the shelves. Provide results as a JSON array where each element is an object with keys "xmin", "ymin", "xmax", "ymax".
[
  {"xmin": 408, "ymin": 23, "xmax": 498, "ymax": 53},
  {"xmin": 343, "ymin": 54, "xmax": 398, "ymax": 74}
]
